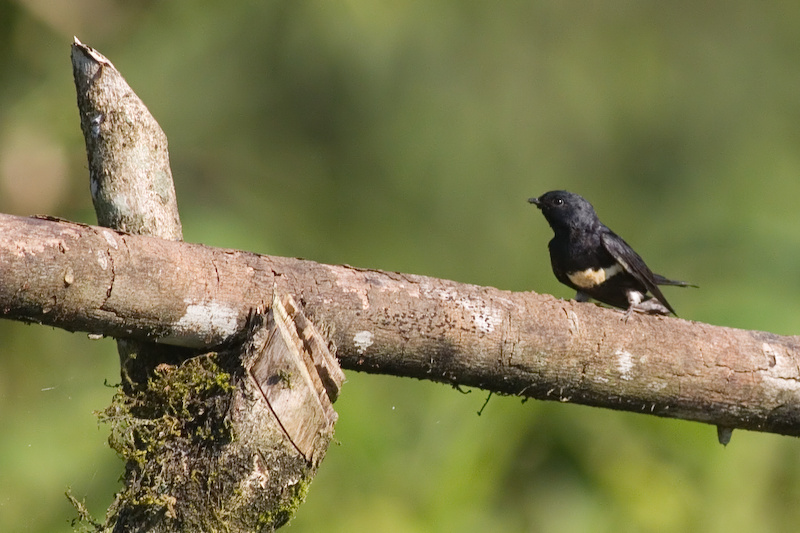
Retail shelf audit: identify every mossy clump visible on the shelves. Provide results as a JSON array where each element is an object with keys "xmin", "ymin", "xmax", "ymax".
[
  {"xmin": 78, "ymin": 348, "xmax": 323, "ymax": 533},
  {"xmin": 98, "ymin": 352, "xmax": 237, "ymax": 530},
  {"xmin": 103, "ymin": 353, "xmax": 235, "ymax": 465}
]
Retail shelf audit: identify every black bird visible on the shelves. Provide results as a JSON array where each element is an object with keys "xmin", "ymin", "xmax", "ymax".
[{"xmin": 528, "ymin": 190, "xmax": 695, "ymax": 316}]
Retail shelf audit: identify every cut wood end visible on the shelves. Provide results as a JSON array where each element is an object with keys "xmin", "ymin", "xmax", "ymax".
[{"xmin": 71, "ymin": 36, "xmax": 116, "ymax": 69}]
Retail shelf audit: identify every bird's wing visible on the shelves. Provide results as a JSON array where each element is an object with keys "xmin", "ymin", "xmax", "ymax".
[{"xmin": 600, "ymin": 231, "xmax": 675, "ymax": 314}]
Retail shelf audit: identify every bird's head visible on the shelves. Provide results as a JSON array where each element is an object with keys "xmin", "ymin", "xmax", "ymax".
[{"xmin": 528, "ymin": 190, "xmax": 599, "ymax": 234}]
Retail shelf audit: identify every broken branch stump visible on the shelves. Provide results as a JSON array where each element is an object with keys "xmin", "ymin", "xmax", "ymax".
[{"xmin": 102, "ymin": 295, "xmax": 343, "ymax": 532}]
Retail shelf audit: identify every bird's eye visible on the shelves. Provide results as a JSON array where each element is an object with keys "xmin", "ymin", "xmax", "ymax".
[{"xmin": 553, "ymin": 198, "xmax": 564, "ymax": 206}]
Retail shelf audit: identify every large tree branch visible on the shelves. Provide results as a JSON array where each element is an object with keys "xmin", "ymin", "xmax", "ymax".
[{"xmin": 2, "ymin": 212, "xmax": 799, "ymax": 438}]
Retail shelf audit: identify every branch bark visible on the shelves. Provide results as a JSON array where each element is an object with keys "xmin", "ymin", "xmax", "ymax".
[
  {"xmin": 72, "ymin": 38, "xmax": 182, "ymax": 239},
  {"xmin": 2, "ymin": 212, "xmax": 800, "ymax": 438},
  {"xmin": 72, "ymin": 37, "xmax": 191, "ymax": 390}
]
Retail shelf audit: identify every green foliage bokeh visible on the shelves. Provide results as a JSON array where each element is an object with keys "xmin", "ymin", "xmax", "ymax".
[{"xmin": 2, "ymin": 2, "xmax": 800, "ymax": 532}]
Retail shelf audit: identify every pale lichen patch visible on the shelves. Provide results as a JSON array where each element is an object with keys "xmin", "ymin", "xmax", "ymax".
[
  {"xmin": 96, "ymin": 250, "xmax": 109, "ymax": 270},
  {"xmin": 176, "ymin": 301, "xmax": 239, "ymax": 341},
  {"xmin": 615, "ymin": 349, "xmax": 635, "ymax": 381},
  {"xmin": 353, "ymin": 330, "xmax": 374, "ymax": 355},
  {"xmin": 101, "ymin": 228, "xmax": 119, "ymax": 249}
]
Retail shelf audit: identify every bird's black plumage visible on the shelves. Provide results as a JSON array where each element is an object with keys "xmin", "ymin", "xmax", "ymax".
[{"xmin": 528, "ymin": 190, "xmax": 694, "ymax": 316}]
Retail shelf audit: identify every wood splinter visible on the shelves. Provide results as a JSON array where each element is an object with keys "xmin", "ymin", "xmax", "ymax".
[{"xmin": 248, "ymin": 293, "xmax": 345, "ymax": 464}]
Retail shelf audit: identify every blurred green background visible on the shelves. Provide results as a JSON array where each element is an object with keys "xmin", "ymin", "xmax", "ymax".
[{"xmin": 2, "ymin": 1, "xmax": 800, "ymax": 531}]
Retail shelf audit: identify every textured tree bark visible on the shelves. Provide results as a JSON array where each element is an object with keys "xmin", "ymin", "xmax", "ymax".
[
  {"xmin": 2, "ymin": 212, "xmax": 800, "ymax": 439},
  {"xmin": 66, "ymin": 39, "xmax": 343, "ymax": 532},
  {"xmin": 72, "ymin": 38, "xmax": 183, "ymax": 240},
  {"xmin": 72, "ymin": 37, "xmax": 191, "ymax": 389}
]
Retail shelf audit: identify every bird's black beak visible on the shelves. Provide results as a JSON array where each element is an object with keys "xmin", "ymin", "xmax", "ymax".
[{"xmin": 528, "ymin": 197, "xmax": 542, "ymax": 208}]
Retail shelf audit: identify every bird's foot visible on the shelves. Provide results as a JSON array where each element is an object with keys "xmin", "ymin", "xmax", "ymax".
[
  {"xmin": 635, "ymin": 298, "xmax": 671, "ymax": 315},
  {"xmin": 621, "ymin": 298, "xmax": 671, "ymax": 321}
]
